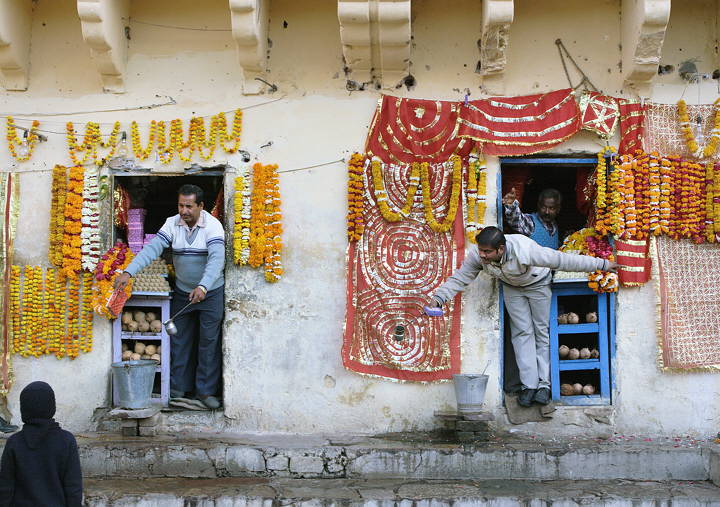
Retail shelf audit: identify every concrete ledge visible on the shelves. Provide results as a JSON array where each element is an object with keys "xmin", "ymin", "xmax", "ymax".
[
  {"xmin": 83, "ymin": 477, "xmax": 720, "ymax": 506},
  {"xmin": 59, "ymin": 433, "xmax": 718, "ymax": 481}
]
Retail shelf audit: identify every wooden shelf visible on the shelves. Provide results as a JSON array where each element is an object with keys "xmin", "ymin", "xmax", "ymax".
[{"xmin": 557, "ymin": 323, "xmax": 599, "ymax": 334}]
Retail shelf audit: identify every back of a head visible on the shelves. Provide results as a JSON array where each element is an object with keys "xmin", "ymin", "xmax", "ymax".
[
  {"xmin": 20, "ymin": 381, "xmax": 56, "ymax": 423},
  {"xmin": 475, "ymin": 226, "xmax": 506, "ymax": 249}
]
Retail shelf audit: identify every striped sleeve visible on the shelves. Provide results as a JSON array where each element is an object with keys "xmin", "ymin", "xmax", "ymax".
[{"xmin": 156, "ymin": 218, "xmax": 175, "ymax": 247}]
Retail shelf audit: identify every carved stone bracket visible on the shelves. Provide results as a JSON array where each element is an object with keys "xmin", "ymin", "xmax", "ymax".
[
  {"xmin": 338, "ymin": 0, "xmax": 411, "ymax": 88},
  {"xmin": 479, "ymin": 0, "xmax": 514, "ymax": 77},
  {"xmin": 621, "ymin": 0, "xmax": 671, "ymax": 94},
  {"xmin": 229, "ymin": 0, "xmax": 269, "ymax": 95},
  {"xmin": 77, "ymin": 0, "xmax": 129, "ymax": 93},
  {"xmin": 0, "ymin": 0, "xmax": 33, "ymax": 91}
]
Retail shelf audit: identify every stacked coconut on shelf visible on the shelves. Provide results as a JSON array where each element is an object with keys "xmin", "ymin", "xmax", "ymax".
[
  {"xmin": 557, "ymin": 310, "xmax": 599, "ymax": 396},
  {"xmin": 120, "ymin": 309, "xmax": 163, "ymax": 364}
]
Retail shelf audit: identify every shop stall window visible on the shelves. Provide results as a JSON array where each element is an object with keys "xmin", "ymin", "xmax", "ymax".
[{"xmin": 497, "ymin": 156, "xmax": 616, "ymax": 406}]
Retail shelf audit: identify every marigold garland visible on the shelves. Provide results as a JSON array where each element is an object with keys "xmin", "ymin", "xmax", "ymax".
[
  {"xmin": 48, "ymin": 165, "xmax": 67, "ymax": 267},
  {"xmin": 66, "ymin": 121, "xmax": 120, "ymax": 166},
  {"xmin": 233, "ymin": 167, "xmax": 252, "ymax": 264},
  {"xmin": 9, "ymin": 266, "xmax": 21, "ymax": 355},
  {"xmin": 347, "ymin": 153, "xmax": 366, "ymax": 241},
  {"xmin": 80, "ymin": 272, "xmax": 94, "ymax": 354},
  {"xmin": 248, "ymin": 162, "xmax": 268, "ymax": 268},
  {"xmin": 677, "ymin": 98, "xmax": 720, "ymax": 159},
  {"xmin": 371, "ymin": 159, "xmax": 420, "ymax": 222},
  {"xmin": 420, "ymin": 155, "xmax": 463, "ymax": 234},
  {"xmin": 62, "ymin": 166, "xmax": 84, "ymax": 277},
  {"xmin": 263, "ymin": 164, "xmax": 283, "ymax": 282},
  {"xmin": 559, "ymin": 228, "xmax": 618, "ymax": 293},
  {"xmin": 92, "ymin": 242, "xmax": 134, "ymax": 319},
  {"xmin": 465, "ymin": 156, "xmax": 487, "ymax": 243},
  {"xmin": 6, "ymin": 117, "xmax": 40, "ymax": 161},
  {"xmin": 81, "ymin": 168, "xmax": 101, "ymax": 271}
]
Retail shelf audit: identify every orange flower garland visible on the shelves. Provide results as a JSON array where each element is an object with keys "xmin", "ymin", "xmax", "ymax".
[
  {"xmin": 62, "ymin": 166, "xmax": 84, "ymax": 278},
  {"xmin": 647, "ymin": 153, "xmax": 662, "ymax": 236},
  {"xmin": 465, "ymin": 156, "xmax": 487, "ymax": 243},
  {"xmin": 9, "ymin": 266, "xmax": 21, "ymax": 355},
  {"xmin": 714, "ymin": 163, "xmax": 720, "ymax": 240},
  {"xmin": 371, "ymin": 159, "xmax": 420, "ymax": 222},
  {"xmin": 92, "ymin": 243, "xmax": 134, "ymax": 319},
  {"xmin": 263, "ymin": 164, "xmax": 283, "ymax": 282},
  {"xmin": 659, "ymin": 157, "xmax": 673, "ymax": 235},
  {"xmin": 420, "ymin": 155, "xmax": 462, "ymax": 233},
  {"xmin": 6, "ymin": 117, "xmax": 40, "ymax": 161},
  {"xmin": 705, "ymin": 162, "xmax": 715, "ymax": 243},
  {"xmin": 248, "ymin": 162, "xmax": 268, "ymax": 268},
  {"xmin": 48, "ymin": 165, "xmax": 67, "ymax": 267},
  {"xmin": 347, "ymin": 153, "xmax": 366, "ymax": 241}
]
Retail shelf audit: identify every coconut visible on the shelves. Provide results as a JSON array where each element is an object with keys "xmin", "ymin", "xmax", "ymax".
[
  {"xmin": 150, "ymin": 320, "xmax": 162, "ymax": 333},
  {"xmin": 121, "ymin": 312, "xmax": 133, "ymax": 325},
  {"xmin": 567, "ymin": 312, "xmax": 580, "ymax": 324},
  {"xmin": 572, "ymin": 383, "xmax": 583, "ymax": 395},
  {"xmin": 141, "ymin": 354, "xmax": 151, "ymax": 360},
  {"xmin": 138, "ymin": 320, "xmax": 150, "ymax": 333},
  {"xmin": 568, "ymin": 348, "xmax": 580, "ymax": 360},
  {"xmin": 559, "ymin": 344, "xmax": 570, "ymax": 359},
  {"xmin": 121, "ymin": 350, "xmax": 132, "ymax": 361},
  {"xmin": 560, "ymin": 383, "xmax": 574, "ymax": 396},
  {"xmin": 130, "ymin": 352, "xmax": 141, "ymax": 361},
  {"xmin": 145, "ymin": 344, "xmax": 157, "ymax": 356},
  {"xmin": 557, "ymin": 314, "xmax": 568, "ymax": 324},
  {"xmin": 134, "ymin": 342, "xmax": 146, "ymax": 354},
  {"xmin": 121, "ymin": 343, "xmax": 128, "ymax": 352},
  {"xmin": 127, "ymin": 321, "xmax": 139, "ymax": 332},
  {"xmin": 133, "ymin": 311, "xmax": 147, "ymax": 322},
  {"xmin": 579, "ymin": 347, "xmax": 591, "ymax": 359},
  {"xmin": 590, "ymin": 348, "xmax": 600, "ymax": 359},
  {"xmin": 582, "ymin": 384, "xmax": 596, "ymax": 395},
  {"xmin": 150, "ymin": 353, "xmax": 161, "ymax": 362},
  {"xmin": 146, "ymin": 312, "xmax": 157, "ymax": 323},
  {"xmin": 585, "ymin": 311, "xmax": 598, "ymax": 323}
]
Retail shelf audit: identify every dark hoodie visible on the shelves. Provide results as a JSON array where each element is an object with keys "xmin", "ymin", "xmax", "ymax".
[{"xmin": 0, "ymin": 381, "xmax": 82, "ymax": 506}]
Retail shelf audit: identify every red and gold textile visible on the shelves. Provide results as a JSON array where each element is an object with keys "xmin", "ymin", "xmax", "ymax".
[
  {"xmin": 655, "ymin": 236, "xmax": 720, "ymax": 370},
  {"xmin": 615, "ymin": 238, "xmax": 651, "ymax": 286},
  {"xmin": 365, "ymin": 96, "xmax": 473, "ymax": 164},
  {"xmin": 343, "ymin": 160, "xmax": 463, "ymax": 381},
  {"xmin": 0, "ymin": 172, "xmax": 20, "ymax": 395},
  {"xmin": 617, "ymin": 99, "xmax": 645, "ymax": 154},
  {"xmin": 579, "ymin": 91, "xmax": 619, "ymax": 138},
  {"xmin": 457, "ymin": 88, "xmax": 581, "ymax": 156}
]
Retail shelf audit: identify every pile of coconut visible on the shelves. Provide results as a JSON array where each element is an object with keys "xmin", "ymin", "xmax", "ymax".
[
  {"xmin": 121, "ymin": 310, "xmax": 162, "ymax": 335},
  {"xmin": 559, "ymin": 345, "xmax": 600, "ymax": 360},
  {"xmin": 560, "ymin": 383, "xmax": 597, "ymax": 396},
  {"xmin": 557, "ymin": 311, "xmax": 598, "ymax": 325},
  {"xmin": 121, "ymin": 341, "xmax": 161, "ymax": 363}
]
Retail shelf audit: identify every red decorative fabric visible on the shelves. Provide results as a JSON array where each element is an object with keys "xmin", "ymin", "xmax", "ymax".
[
  {"xmin": 457, "ymin": 88, "xmax": 581, "ymax": 156},
  {"xmin": 343, "ymin": 161, "xmax": 463, "ymax": 381},
  {"xmin": 579, "ymin": 91, "xmax": 619, "ymax": 138},
  {"xmin": 617, "ymin": 100, "xmax": 646, "ymax": 155},
  {"xmin": 365, "ymin": 96, "xmax": 474, "ymax": 164},
  {"xmin": 615, "ymin": 238, "xmax": 652, "ymax": 286}
]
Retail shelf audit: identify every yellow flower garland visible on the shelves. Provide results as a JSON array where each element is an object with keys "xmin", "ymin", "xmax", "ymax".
[
  {"xmin": 49, "ymin": 165, "xmax": 67, "ymax": 267},
  {"xmin": 347, "ymin": 153, "xmax": 366, "ymax": 242},
  {"xmin": 420, "ymin": 155, "xmax": 462, "ymax": 233},
  {"xmin": 465, "ymin": 157, "xmax": 487, "ymax": 243},
  {"xmin": 677, "ymin": 98, "xmax": 720, "ymax": 159},
  {"xmin": 593, "ymin": 146, "xmax": 616, "ymax": 235},
  {"xmin": 6, "ymin": 117, "xmax": 40, "ymax": 161},
  {"xmin": 249, "ymin": 162, "xmax": 267, "ymax": 268},
  {"xmin": 9, "ymin": 266, "xmax": 21, "ymax": 355},
  {"xmin": 233, "ymin": 171, "xmax": 251, "ymax": 265},
  {"xmin": 80, "ymin": 273, "xmax": 94, "ymax": 354},
  {"xmin": 66, "ymin": 121, "xmax": 120, "ymax": 166},
  {"xmin": 263, "ymin": 164, "xmax": 283, "ymax": 283},
  {"xmin": 371, "ymin": 159, "xmax": 420, "ymax": 222},
  {"xmin": 62, "ymin": 166, "xmax": 84, "ymax": 278}
]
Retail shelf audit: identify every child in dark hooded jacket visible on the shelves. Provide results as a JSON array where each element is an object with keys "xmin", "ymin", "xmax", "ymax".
[{"xmin": 0, "ymin": 381, "xmax": 82, "ymax": 506}]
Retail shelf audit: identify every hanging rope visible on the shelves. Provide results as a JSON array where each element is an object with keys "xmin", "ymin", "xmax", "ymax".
[{"xmin": 555, "ymin": 39, "xmax": 599, "ymax": 93}]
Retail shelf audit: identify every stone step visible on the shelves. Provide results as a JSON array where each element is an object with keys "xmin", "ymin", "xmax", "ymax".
[
  {"xmin": 84, "ymin": 477, "xmax": 720, "ymax": 506},
  {"xmin": 70, "ymin": 432, "xmax": 719, "ymax": 482}
]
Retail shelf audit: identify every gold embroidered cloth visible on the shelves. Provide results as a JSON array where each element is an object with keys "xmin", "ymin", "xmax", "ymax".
[{"xmin": 0, "ymin": 172, "xmax": 20, "ymax": 395}]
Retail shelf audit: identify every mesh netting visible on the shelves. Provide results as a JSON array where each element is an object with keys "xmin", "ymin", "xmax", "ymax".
[
  {"xmin": 645, "ymin": 103, "xmax": 719, "ymax": 161},
  {"xmin": 655, "ymin": 236, "xmax": 720, "ymax": 370}
]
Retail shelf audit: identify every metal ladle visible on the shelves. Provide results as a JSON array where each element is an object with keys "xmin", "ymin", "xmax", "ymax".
[{"xmin": 163, "ymin": 301, "xmax": 195, "ymax": 335}]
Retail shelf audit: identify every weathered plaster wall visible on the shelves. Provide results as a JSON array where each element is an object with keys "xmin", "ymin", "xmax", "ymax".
[{"xmin": 1, "ymin": 0, "xmax": 718, "ymax": 436}]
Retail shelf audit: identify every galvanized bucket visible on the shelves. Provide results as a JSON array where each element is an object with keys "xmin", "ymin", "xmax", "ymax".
[
  {"xmin": 111, "ymin": 360, "xmax": 157, "ymax": 409},
  {"xmin": 452, "ymin": 374, "xmax": 489, "ymax": 414}
]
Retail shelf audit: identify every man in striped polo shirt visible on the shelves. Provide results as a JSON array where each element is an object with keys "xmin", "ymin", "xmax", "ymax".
[{"xmin": 115, "ymin": 184, "xmax": 225, "ymax": 410}]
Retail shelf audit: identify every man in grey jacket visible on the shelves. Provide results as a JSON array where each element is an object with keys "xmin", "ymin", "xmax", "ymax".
[{"xmin": 431, "ymin": 226, "xmax": 618, "ymax": 407}]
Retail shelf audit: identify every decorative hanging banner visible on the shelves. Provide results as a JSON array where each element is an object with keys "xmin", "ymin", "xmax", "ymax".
[
  {"xmin": 645, "ymin": 102, "xmax": 718, "ymax": 161},
  {"xmin": 457, "ymin": 88, "xmax": 581, "ymax": 156},
  {"xmin": 365, "ymin": 96, "xmax": 474, "ymax": 164},
  {"xmin": 617, "ymin": 99, "xmax": 645, "ymax": 154},
  {"xmin": 654, "ymin": 236, "xmax": 720, "ymax": 371},
  {"xmin": 343, "ymin": 159, "xmax": 463, "ymax": 381},
  {"xmin": 0, "ymin": 172, "xmax": 20, "ymax": 395},
  {"xmin": 614, "ymin": 238, "xmax": 652, "ymax": 286},
  {"xmin": 579, "ymin": 91, "xmax": 619, "ymax": 138}
]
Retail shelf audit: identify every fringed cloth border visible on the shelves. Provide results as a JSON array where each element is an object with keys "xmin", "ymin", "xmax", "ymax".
[
  {"xmin": 651, "ymin": 236, "xmax": 720, "ymax": 373},
  {"xmin": 0, "ymin": 172, "xmax": 20, "ymax": 395}
]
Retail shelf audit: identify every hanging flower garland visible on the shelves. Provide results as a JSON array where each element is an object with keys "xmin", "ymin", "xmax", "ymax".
[
  {"xmin": 81, "ymin": 168, "xmax": 101, "ymax": 271},
  {"xmin": 371, "ymin": 159, "xmax": 420, "ymax": 222},
  {"xmin": 659, "ymin": 156, "xmax": 673, "ymax": 235},
  {"xmin": 47, "ymin": 268, "xmax": 65, "ymax": 359},
  {"xmin": 48, "ymin": 165, "xmax": 67, "ymax": 267},
  {"xmin": 248, "ymin": 162, "xmax": 268, "ymax": 268},
  {"xmin": 233, "ymin": 166, "xmax": 252, "ymax": 265},
  {"xmin": 347, "ymin": 153, "xmax": 366, "ymax": 242},
  {"xmin": 263, "ymin": 164, "xmax": 283, "ymax": 282},
  {"xmin": 465, "ymin": 156, "xmax": 487, "ymax": 243},
  {"xmin": 9, "ymin": 265, "xmax": 21, "ymax": 356},
  {"xmin": 79, "ymin": 273, "xmax": 94, "ymax": 354},
  {"xmin": 62, "ymin": 166, "xmax": 84, "ymax": 278},
  {"xmin": 421, "ymin": 155, "xmax": 463, "ymax": 234},
  {"xmin": 130, "ymin": 120, "xmax": 158, "ymax": 161},
  {"xmin": 65, "ymin": 276, "xmax": 80, "ymax": 359},
  {"xmin": 647, "ymin": 153, "xmax": 661, "ymax": 236},
  {"xmin": 677, "ymin": 98, "xmax": 720, "ymax": 159},
  {"xmin": 66, "ymin": 121, "xmax": 121, "ymax": 166},
  {"xmin": 559, "ymin": 228, "xmax": 618, "ymax": 293},
  {"xmin": 92, "ymin": 242, "xmax": 134, "ymax": 319},
  {"xmin": 6, "ymin": 117, "xmax": 41, "ymax": 161}
]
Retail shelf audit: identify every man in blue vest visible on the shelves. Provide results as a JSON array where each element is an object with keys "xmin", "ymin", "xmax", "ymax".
[{"xmin": 503, "ymin": 187, "xmax": 561, "ymax": 249}]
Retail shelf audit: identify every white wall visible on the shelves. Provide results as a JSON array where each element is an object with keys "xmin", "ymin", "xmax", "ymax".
[{"xmin": 1, "ymin": 0, "xmax": 719, "ymax": 436}]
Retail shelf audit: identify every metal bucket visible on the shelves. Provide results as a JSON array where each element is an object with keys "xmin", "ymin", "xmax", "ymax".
[
  {"xmin": 111, "ymin": 360, "xmax": 157, "ymax": 409},
  {"xmin": 452, "ymin": 374, "xmax": 489, "ymax": 414}
]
